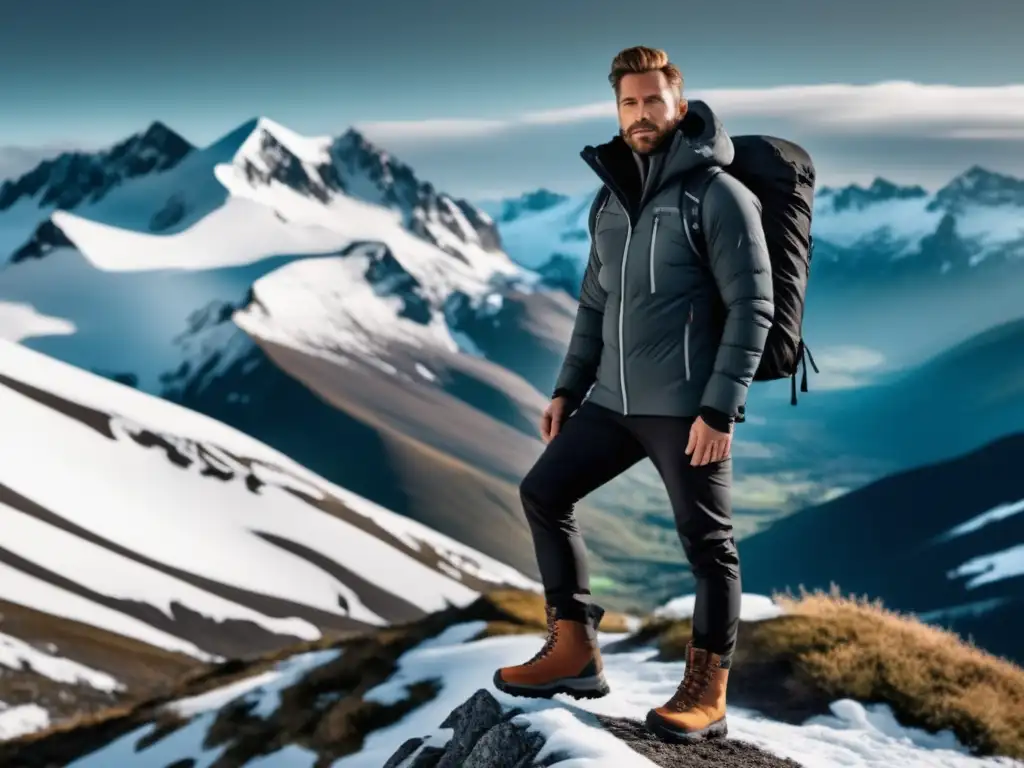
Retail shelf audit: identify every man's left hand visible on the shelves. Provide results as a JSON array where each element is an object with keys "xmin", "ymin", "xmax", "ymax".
[{"xmin": 685, "ymin": 416, "xmax": 732, "ymax": 467}]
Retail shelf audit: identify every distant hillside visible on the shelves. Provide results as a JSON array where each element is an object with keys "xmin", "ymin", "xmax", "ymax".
[
  {"xmin": 739, "ymin": 433, "xmax": 1024, "ymax": 664},
  {"xmin": 784, "ymin": 317, "xmax": 1024, "ymax": 470}
]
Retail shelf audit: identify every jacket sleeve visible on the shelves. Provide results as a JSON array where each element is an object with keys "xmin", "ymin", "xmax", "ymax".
[
  {"xmin": 552, "ymin": 239, "xmax": 606, "ymax": 403},
  {"xmin": 699, "ymin": 172, "xmax": 775, "ymax": 417}
]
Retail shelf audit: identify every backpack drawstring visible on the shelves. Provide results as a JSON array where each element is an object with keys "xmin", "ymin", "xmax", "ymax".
[{"xmin": 790, "ymin": 340, "xmax": 819, "ymax": 405}]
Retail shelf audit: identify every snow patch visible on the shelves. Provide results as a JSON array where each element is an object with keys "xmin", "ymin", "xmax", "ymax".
[
  {"xmin": 653, "ymin": 593, "xmax": 784, "ymax": 623},
  {"xmin": 0, "ymin": 632, "xmax": 122, "ymax": 692},
  {"xmin": 947, "ymin": 544, "xmax": 1024, "ymax": 589},
  {"xmin": 166, "ymin": 649, "xmax": 341, "ymax": 720},
  {"xmin": 0, "ymin": 560, "xmax": 212, "ymax": 660},
  {"xmin": 0, "ymin": 702, "xmax": 50, "ymax": 741},
  {"xmin": 0, "ymin": 302, "xmax": 76, "ymax": 342},
  {"xmin": 938, "ymin": 498, "xmax": 1024, "ymax": 541}
]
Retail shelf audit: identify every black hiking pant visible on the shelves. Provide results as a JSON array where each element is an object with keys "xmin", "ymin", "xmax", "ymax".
[{"xmin": 519, "ymin": 400, "xmax": 740, "ymax": 662}]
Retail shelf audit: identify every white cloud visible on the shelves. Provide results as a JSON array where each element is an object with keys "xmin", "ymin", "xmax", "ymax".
[
  {"xmin": 355, "ymin": 81, "xmax": 1024, "ymax": 144},
  {"xmin": 810, "ymin": 345, "xmax": 886, "ymax": 390}
]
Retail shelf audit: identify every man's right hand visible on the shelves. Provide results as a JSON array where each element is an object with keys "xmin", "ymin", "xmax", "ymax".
[{"xmin": 540, "ymin": 396, "xmax": 571, "ymax": 444}]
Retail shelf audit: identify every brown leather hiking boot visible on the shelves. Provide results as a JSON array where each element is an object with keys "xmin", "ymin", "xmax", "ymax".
[
  {"xmin": 645, "ymin": 641, "xmax": 729, "ymax": 742},
  {"xmin": 492, "ymin": 603, "xmax": 610, "ymax": 700}
]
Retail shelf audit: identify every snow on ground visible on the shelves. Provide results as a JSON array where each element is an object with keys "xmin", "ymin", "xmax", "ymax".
[
  {"xmin": 496, "ymin": 192, "xmax": 594, "ymax": 270},
  {"xmin": 66, "ymin": 649, "xmax": 343, "ymax": 767},
  {"xmin": 0, "ymin": 302, "xmax": 75, "ymax": 342},
  {"xmin": 0, "ymin": 632, "xmax": 122, "ymax": 693},
  {"xmin": 230, "ymin": 248, "xmax": 468, "ymax": 377},
  {"xmin": 938, "ymin": 498, "xmax": 1024, "ymax": 541},
  {"xmin": 0, "ymin": 703, "xmax": 50, "ymax": 741},
  {"xmin": 652, "ymin": 593, "xmax": 784, "ymax": 623},
  {"xmin": 947, "ymin": 544, "xmax": 1024, "ymax": 590},
  {"xmin": 0, "ymin": 340, "xmax": 537, "ymax": 657},
  {"xmin": 51, "ymin": 195, "xmax": 346, "ymax": 272},
  {"xmin": 40, "ymin": 612, "xmax": 1022, "ymax": 766},
  {"xmin": 337, "ymin": 622, "xmax": 1020, "ymax": 768},
  {"xmin": 166, "ymin": 649, "xmax": 341, "ymax": 719},
  {"xmin": 0, "ymin": 560, "xmax": 211, "ymax": 660}
]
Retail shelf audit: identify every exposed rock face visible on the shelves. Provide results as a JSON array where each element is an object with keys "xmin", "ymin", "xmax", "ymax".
[
  {"xmin": 382, "ymin": 688, "xmax": 805, "ymax": 768},
  {"xmin": 383, "ymin": 689, "xmax": 544, "ymax": 768}
]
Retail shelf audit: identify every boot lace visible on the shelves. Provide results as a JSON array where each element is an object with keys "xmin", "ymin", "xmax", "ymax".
[
  {"xmin": 524, "ymin": 606, "xmax": 559, "ymax": 666},
  {"xmin": 669, "ymin": 648, "xmax": 716, "ymax": 712}
]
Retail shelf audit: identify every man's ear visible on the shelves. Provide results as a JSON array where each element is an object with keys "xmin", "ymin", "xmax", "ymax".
[{"xmin": 678, "ymin": 98, "xmax": 689, "ymax": 119}]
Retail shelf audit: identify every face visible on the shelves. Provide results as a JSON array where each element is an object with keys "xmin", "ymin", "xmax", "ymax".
[{"xmin": 616, "ymin": 70, "xmax": 687, "ymax": 153}]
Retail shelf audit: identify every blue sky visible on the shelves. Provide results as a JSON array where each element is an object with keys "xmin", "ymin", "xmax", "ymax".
[{"xmin": 2, "ymin": 0, "xmax": 1023, "ymax": 198}]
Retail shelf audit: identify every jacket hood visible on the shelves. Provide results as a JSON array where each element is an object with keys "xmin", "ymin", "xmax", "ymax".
[{"xmin": 664, "ymin": 99, "xmax": 735, "ymax": 177}]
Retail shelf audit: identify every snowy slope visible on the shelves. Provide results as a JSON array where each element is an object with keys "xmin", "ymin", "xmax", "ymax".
[
  {"xmin": 0, "ymin": 116, "xmax": 534, "ymax": 396},
  {"xmin": 0, "ymin": 339, "xmax": 538, "ymax": 665},
  {"xmin": 0, "ymin": 122, "xmax": 194, "ymax": 262},
  {"xmin": 30, "ymin": 608, "xmax": 1021, "ymax": 768},
  {"xmin": 0, "ymin": 117, "xmax": 606, "ymax": 596},
  {"xmin": 495, "ymin": 190, "xmax": 594, "ymax": 271}
]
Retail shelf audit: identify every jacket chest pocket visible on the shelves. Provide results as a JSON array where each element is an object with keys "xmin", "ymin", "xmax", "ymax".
[
  {"xmin": 594, "ymin": 207, "xmax": 629, "ymax": 293},
  {"xmin": 648, "ymin": 206, "xmax": 695, "ymax": 294}
]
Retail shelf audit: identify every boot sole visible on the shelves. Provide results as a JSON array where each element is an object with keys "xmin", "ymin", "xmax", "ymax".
[
  {"xmin": 645, "ymin": 709, "xmax": 728, "ymax": 743},
  {"xmin": 492, "ymin": 669, "xmax": 610, "ymax": 700}
]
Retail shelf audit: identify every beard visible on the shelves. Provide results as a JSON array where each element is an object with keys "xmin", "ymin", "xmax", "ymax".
[{"xmin": 622, "ymin": 118, "xmax": 677, "ymax": 154}]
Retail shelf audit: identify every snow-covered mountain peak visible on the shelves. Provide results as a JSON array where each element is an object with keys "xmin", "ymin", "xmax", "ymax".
[
  {"xmin": 0, "ymin": 122, "xmax": 193, "ymax": 214},
  {"xmin": 223, "ymin": 117, "xmax": 338, "ymax": 205},
  {"xmin": 325, "ymin": 128, "xmax": 505, "ymax": 256},
  {"xmin": 929, "ymin": 165, "xmax": 1024, "ymax": 213},
  {"xmin": 816, "ymin": 178, "xmax": 928, "ymax": 213}
]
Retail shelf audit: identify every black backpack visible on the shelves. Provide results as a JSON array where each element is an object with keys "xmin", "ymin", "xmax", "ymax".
[
  {"xmin": 681, "ymin": 135, "xmax": 818, "ymax": 406},
  {"xmin": 586, "ymin": 135, "xmax": 819, "ymax": 406}
]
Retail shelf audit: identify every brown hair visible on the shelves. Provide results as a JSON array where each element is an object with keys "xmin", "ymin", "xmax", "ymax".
[{"xmin": 608, "ymin": 46, "xmax": 683, "ymax": 96}]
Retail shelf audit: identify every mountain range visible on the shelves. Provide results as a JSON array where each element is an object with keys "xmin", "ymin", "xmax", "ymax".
[
  {"xmin": 0, "ymin": 114, "xmax": 1022, "ymax": 763},
  {"xmin": 484, "ymin": 163, "xmax": 1024, "ymax": 372},
  {"xmin": 0, "ymin": 117, "xmax": 677, "ymax": 611},
  {"xmin": 0, "ymin": 116, "xmax": 1022, "ymax": 657}
]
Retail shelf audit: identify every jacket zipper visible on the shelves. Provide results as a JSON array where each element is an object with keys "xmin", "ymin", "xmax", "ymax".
[
  {"xmin": 649, "ymin": 213, "xmax": 660, "ymax": 293},
  {"xmin": 684, "ymin": 302, "xmax": 693, "ymax": 381},
  {"xmin": 618, "ymin": 224, "xmax": 633, "ymax": 412}
]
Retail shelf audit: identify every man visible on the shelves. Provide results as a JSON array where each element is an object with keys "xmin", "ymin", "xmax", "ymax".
[{"xmin": 492, "ymin": 46, "xmax": 774, "ymax": 742}]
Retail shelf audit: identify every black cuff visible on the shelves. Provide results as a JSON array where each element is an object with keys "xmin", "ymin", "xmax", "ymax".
[
  {"xmin": 553, "ymin": 387, "xmax": 584, "ymax": 413},
  {"xmin": 700, "ymin": 406, "xmax": 733, "ymax": 433}
]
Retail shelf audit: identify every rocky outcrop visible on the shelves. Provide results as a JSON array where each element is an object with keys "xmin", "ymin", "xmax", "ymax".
[
  {"xmin": 383, "ymin": 690, "xmax": 544, "ymax": 768},
  {"xmin": 383, "ymin": 689, "xmax": 804, "ymax": 768}
]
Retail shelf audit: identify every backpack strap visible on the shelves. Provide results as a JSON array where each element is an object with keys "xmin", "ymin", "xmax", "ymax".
[
  {"xmin": 680, "ymin": 166, "xmax": 723, "ymax": 264},
  {"xmin": 588, "ymin": 186, "xmax": 611, "ymax": 245}
]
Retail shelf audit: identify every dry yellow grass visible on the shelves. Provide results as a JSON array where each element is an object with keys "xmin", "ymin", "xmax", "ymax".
[{"xmin": 653, "ymin": 587, "xmax": 1024, "ymax": 760}]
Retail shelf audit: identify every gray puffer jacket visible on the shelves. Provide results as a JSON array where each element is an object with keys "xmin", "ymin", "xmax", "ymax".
[{"xmin": 553, "ymin": 101, "xmax": 774, "ymax": 421}]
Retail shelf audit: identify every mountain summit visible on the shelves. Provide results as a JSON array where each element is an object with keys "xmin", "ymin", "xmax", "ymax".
[
  {"xmin": 929, "ymin": 165, "xmax": 1024, "ymax": 213},
  {"xmin": 0, "ymin": 121, "xmax": 193, "ymax": 215}
]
